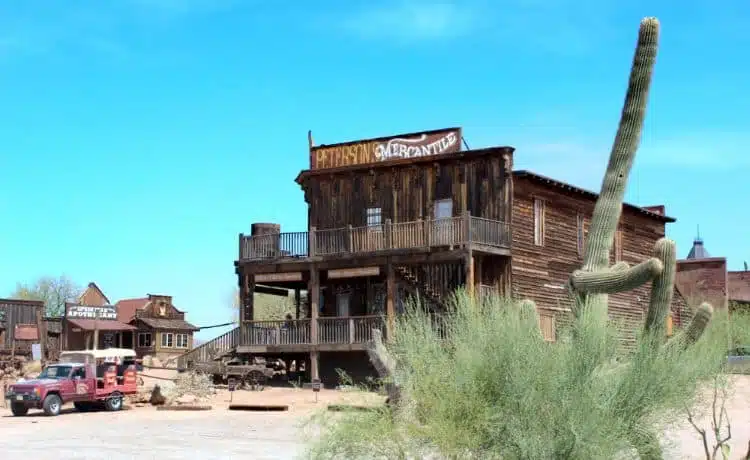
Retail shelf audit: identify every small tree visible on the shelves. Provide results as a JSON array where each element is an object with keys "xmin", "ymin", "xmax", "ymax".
[
  {"xmin": 11, "ymin": 275, "xmax": 81, "ymax": 317},
  {"xmin": 228, "ymin": 288, "xmax": 297, "ymax": 322}
]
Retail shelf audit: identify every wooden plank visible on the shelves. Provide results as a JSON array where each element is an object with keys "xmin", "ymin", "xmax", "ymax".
[
  {"xmin": 327, "ymin": 266, "xmax": 380, "ymax": 279},
  {"xmin": 255, "ymin": 272, "xmax": 303, "ymax": 283},
  {"xmin": 254, "ymin": 285, "xmax": 291, "ymax": 297}
]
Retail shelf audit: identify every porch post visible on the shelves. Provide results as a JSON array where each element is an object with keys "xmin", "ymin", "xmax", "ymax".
[
  {"xmin": 309, "ymin": 266, "xmax": 320, "ymax": 382},
  {"xmin": 294, "ymin": 288, "xmax": 301, "ymax": 319},
  {"xmin": 465, "ymin": 251, "xmax": 475, "ymax": 298},
  {"xmin": 386, "ymin": 262, "xmax": 395, "ymax": 340}
]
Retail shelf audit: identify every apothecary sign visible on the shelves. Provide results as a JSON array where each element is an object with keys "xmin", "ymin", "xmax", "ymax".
[
  {"xmin": 66, "ymin": 305, "xmax": 118, "ymax": 321},
  {"xmin": 311, "ymin": 127, "xmax": 462, "ymax": 170}
]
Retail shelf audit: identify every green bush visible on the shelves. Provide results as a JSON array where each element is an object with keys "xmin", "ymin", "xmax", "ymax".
[{"xmin": 305, "ymin": 292, "xmax": 732, "ymax": 459}]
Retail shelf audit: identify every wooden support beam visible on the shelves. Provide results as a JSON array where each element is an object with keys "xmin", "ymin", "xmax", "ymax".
[
  {"xmin": 35, "ymin": 308, "xmax": 46, "ymax": 364},
  {"xmin": 386, "ymin": 263, "xmax": 395, "ymax": 339},
  {"xmin": 294, "ymin": 289, "xmax": 301, "ymax": 319},
  {"xmin": 309, "ymin": 267, "xmax": 320, "ymax": 381},
  {"xmin": 465, "ymin": 252, "xmax": 475, "ymax": 298}
]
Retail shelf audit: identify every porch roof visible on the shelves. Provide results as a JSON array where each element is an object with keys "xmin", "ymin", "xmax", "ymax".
[
  {"xmin": 67, "ymin": 318, "xmax": 137, "ymax": 331},
  {"xmin": 136, "ymin": 317, "xmax": 199, "ymax": 331}
]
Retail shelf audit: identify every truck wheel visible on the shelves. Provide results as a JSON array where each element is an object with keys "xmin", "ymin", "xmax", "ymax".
[
  {"xmin": 105, "ymin": 393, "xmax": 123, "ymax": 412},
  {"xmin": 10, "ymin": 403, "xmax": 28, "ymax": 416},
  {"xmin": 42, "ymin": 394, "xmax": 62, "ymax": 416}
]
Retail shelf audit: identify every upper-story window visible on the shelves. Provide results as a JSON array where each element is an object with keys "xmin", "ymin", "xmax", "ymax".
[
  {"xmin": 366, "ymin": 207, "xmax": 382, "ymax": 231},
  {"xmin": 577, "ymin": 213, "xmax": 585, "ymax": 255},
  {"xmin": 613, "ymin": 228, "xmax": 623, "ymax": 262},
  {"xmin": 434, "ymin": 199, "xmax": 453, "ymax": 220},
  {"xmin": 533, "ymin": 198, "xmax": 545, "ymax": 246}
]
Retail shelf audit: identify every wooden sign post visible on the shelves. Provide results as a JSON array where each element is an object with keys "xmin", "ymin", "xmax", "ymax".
[
  {"xmin": 311, "ymin": 378, "xmax": 321, "ymax": 403},
  {"xmin": 228, "ymin": 377, "xmax": 237, "ymax": 403}
]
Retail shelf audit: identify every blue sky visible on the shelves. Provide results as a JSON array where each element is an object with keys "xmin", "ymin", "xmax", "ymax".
[{"xmin": 1, "ymin": 0, "xmax": 747, "ymax": 340}]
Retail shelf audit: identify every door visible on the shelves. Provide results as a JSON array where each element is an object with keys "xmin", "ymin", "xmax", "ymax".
[
  {"xmin": 433, "ymin": 199, "xmax": 454, "ymax": 246},
  {"xmin": 70, "ymin": 366, "xmax": 91, "ymax": 401},
  {"xmin": 336, "ymin": 292, "xmax": 351, "ymax": 318}
]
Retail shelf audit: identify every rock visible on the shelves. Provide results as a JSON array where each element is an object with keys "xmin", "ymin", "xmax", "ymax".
[
  {"xmin": 150, "ymin": 384, "xmax": 167, "ymax": 406},
  {"xmin": 176, "ymin": 394, "xmax": 197, "ymax": 405}
]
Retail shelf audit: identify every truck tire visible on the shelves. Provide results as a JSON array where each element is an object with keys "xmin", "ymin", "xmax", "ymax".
[
  {"xmin": 10, "ymin": 403, "xmax": 28, "ymax": 416},
  {"xmin": 42, "ymin": 394, "xmax": 62, "ymax": 416},
  {"xmin": 105, "ymin": 393, "xmax": 123, "ymax": 412}
]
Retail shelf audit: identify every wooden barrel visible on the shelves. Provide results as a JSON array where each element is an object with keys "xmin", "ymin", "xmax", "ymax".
[{"xmin": 250, "ymin": 223, "xmax": 281, "ymax": 258}]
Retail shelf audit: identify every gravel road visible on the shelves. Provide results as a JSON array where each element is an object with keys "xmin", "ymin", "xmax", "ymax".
[{"xmin": 0, "ymin": 406, "xmax": 309, "ymax": 460}]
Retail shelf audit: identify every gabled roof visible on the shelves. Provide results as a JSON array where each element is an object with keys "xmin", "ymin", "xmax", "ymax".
[
  {"xmin": 114, "ymin": 297, "xmax": 149, "ymax": 323},
  {"xmin": 78, "ymin": 282, "xmax": 111, "ymax": 305},
  {"xmin": 512, "ymin": 170, "xmax": 676, "ymax": 223}
]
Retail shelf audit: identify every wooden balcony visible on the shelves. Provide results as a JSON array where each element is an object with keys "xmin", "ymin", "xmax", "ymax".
[
  {"xmin": 239, "ymin": 214, "xmax": 510, "ymax": 262},
  {"xmin": 237, "ymin": 316, "xmax": 386, "ymax": 352}
]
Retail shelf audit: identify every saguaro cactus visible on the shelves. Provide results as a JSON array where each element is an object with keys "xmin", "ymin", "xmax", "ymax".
[{"xmin": 567, "ymin": 17, "xmax": 713, "ymax": 344}]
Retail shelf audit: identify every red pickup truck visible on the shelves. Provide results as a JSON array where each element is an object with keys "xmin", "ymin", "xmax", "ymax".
[{"xmin": 5, "ymin": 348, "xmax": 138, "ymax": 416}]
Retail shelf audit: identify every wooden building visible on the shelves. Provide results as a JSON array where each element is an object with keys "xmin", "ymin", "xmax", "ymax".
[
  {"xmin": 0, "ymin": 299, "xmax": 45, "ymax": 355},
  {"xmin": 229, "ymin": 127, "xmax": 688, "ymax": 385},
  {"xmin": 115, "ymin": 294, "xmax": 198, "ymax": 361}
]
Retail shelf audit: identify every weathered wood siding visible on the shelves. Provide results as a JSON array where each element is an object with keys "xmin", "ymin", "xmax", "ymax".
[
  {"xmin": 511, "ymin": 178, "xmax": 680, "ymax": 344},
  {"xmin": 0, "ymin": 299, "xmax": 44, "ymax": 349},
  {"xmin": 302, "ymin": 153, "xmax": 511, "ymax": 230}
]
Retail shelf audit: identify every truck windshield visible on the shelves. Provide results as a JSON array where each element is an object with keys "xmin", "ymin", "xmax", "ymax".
[{"xmin": 38, "ymin": 365, "xmax": 73, "ymax": 379}]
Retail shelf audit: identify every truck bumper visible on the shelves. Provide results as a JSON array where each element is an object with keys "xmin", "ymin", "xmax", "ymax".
[{"xmin": 5, "ymin": 393, "xmax": 42, "ymax": 407}]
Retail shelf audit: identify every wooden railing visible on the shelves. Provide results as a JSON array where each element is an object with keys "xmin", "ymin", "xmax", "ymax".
[
  {"xmin": 239, "ymin": 214, "xmax": 510, "ymax": 261},
  {"xmin": 239, "ymin": 316, "xmax": 385, "ymax": 347},
  {"xmin": 318, "ymin": 316, "xmax": 385, "ymax": 344},
  {"xmin": 241, "ymin": 319, "xmax": 312, "ymax": 346},
  {"xmin": 177, "ymin": 326, "xmax": 239, "ymax": 369}
]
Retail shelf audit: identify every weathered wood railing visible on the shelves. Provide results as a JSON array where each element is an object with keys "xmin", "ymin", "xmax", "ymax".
[
  {"xmin": 239, "ymin": 316, "xmax": 385, "ymax": 346},
  {"xmin": 241, "ymin": 319, "xmax": 312, "ymax": 346},
  {"xmin": 240, "ymin": 214, "xmax": 510, "ymax": 260},
  {"xmin": 318, "ymin": 316, "xmax": 384, "ymax": 344},
  {"xmin": 176, "ymin": 326, "xmax": 239, "ymax": 369}
]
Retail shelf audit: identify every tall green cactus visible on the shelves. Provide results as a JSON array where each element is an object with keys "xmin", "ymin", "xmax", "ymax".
[{"xmin": 566, "ymin": 17, "xmax": 713, "ymax": 344}]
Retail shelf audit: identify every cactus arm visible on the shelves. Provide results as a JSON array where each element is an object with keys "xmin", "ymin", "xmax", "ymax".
[
  {"xmin": 570, "ymin": 258, "xmax": 663, "ymax": 294},
  {"xmin": 665, "ymin": 303, "xmax": 714, "ymax": 351},
  {"xmin": 643, "ymin": 238, "xmax": 676, "ymax": 334}
]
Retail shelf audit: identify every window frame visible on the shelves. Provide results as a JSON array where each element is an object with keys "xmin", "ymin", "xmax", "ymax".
[
  {"xmin": 161, "ymin": 332, "xmax": 174, "ymax": 348},
  {"xmin": 366, "ymin": 206, "xmax": 383, "ymax": 231},
  {"xmin": 175, "ymin": 333, "xmax": 189, "ymax": 349},
  {"xmin": 137, "ymin": 332, "xmax": 152, "ymax": 348},
  {"xmin": 433, "ymin": 198, "xmax": 453, "ymax": 220},
  {"xmin": 533, "ymin": 198, "xmax": 546, "ymax": 246}
]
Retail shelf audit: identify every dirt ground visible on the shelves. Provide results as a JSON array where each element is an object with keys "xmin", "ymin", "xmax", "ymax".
[
  {"xmin": 2, "ymin": 373, "xmax": 749, "ymax": 459},
  {"xmin": 0, "ymin": 383, "xmax": 382, "ymax": 460}
]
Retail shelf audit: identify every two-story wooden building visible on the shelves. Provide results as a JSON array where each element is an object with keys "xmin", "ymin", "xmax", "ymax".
[{"xmin": 228, "ymin": 127, "xmax": 688, "ymax": 385}]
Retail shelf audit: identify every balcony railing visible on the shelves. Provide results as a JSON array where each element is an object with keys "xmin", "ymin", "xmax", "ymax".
[
  {"xmin": 240, "ymin": 316, "xmax": 385, "ymax": 347},
  {"xmin": 239, "ymin": 214, "xmax": 510, "ymax": 261}
]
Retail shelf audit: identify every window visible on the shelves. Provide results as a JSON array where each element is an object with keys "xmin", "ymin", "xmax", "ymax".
[
  {"xmin": 161, "ymin": 332, "xmax": 174, "ymax": 348},
  {"xmin": 366, "ymin": 207, "xmax": 382, "ymax": 230},
  {"xmin": 175, "ymin": 333, "xmax": 189, "ymax": 349},
  {"xmin": 434, "ymin": 199, "xmax": 453, "ymax": 219},
  {"xmin": 137, "ymin": 332, "xmax": 152, "ymax": 347},
  {"xmin": 72, "ymin": 367, "xmax": 86, "ymax": 379},
  {"xmin": 533, "ymin": 198, "xmax": 545, "ymax": 246},
  {"xmin": 614, "ymin": 229, "xmax": 623, "ymax": 262},
  {"xmin": 576, "ymin": 213, "xmax": 585, "ymax": 255},
  {"xmin": 538, "ymin": 313, "xmax": 556, "ymax": 342}
]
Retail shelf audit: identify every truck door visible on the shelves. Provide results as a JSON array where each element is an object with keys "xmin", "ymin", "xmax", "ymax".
[{"xmin": 70, "ymin": 367, "xmax": 91, "ymax": 401}]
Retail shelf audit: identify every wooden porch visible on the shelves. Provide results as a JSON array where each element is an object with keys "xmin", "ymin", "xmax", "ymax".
[
  {"xmin": 235, "ymin": 315, "xmax": 384, "ymax": 353},
  {"xmin": 238, "ymin": 213, "xmax": 510, "ymax": 263}
]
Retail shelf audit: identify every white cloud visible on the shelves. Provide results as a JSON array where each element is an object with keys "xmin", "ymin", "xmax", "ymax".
[{"xmin": 341, "ymin": 1, "xmax": 480, "ymax": 42}]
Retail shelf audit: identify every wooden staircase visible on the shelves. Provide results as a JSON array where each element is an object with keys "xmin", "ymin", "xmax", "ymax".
[
  {"xmin": 395, "ymin": 263, "xmax": 464, "ymax": 310},
  {"xmin": 176, "ymin": 326, "xmax": 240, "ymax": 370}
]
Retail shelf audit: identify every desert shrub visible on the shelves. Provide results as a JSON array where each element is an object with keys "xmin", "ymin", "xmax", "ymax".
[{"xmin": 306, "ymin": 292, "xmax": 731, "ymax": 459}]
